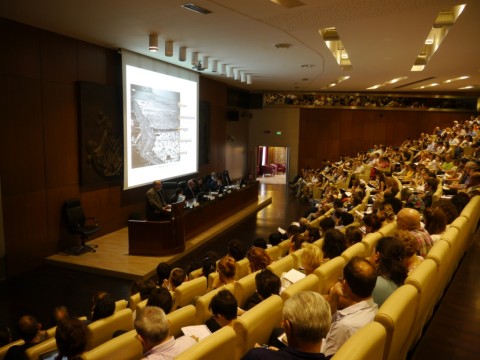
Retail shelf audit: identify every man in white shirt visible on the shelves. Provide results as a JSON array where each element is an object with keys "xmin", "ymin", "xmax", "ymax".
[
  {"xmin": 321, "ymin": 257, "xmax": 378, "ymax": 357},
  {"xmin": 135, "ymin": 306, "xmax": 196, "ymax": 360}
]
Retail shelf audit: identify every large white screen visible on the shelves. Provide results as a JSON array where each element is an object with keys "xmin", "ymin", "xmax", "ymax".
[{"xmin": 122, "ymin": 50, "xmax": 199, "ymax": 189}]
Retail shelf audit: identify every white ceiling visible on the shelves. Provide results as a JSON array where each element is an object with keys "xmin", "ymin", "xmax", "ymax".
[{"xmin": 1, "ymin": 0, "xmax": 479, "ymax": 94}]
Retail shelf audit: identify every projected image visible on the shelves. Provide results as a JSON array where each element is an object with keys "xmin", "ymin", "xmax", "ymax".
[{"xmin": 130, "ymin": 85, "xmax": 180, "ymax": 167}]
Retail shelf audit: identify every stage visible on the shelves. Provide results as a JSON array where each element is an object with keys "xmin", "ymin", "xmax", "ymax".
[{"xmin": 45, "ymin": 195, "xmax": 272, "ymax": 280}]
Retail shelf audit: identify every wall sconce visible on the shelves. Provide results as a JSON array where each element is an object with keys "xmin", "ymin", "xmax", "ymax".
[
  {"xmin": 179, "ymin": 47, "xmax": 187, "ymax": 61},
  {"xmin": 149, "ymin": 34, "xmax": 158, "ymax": 52},
  {"xmin": 165, "ymin": 40, "xmax": 173, "ymax": 57}
]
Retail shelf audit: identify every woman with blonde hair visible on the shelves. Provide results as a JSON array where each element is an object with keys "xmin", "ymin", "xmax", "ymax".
[
  {"xmin": 300, "ymin": 243, "xmax": 323, "ymax": 275},
  {"xmin": 211, "ymin": 255, "xmax": 236, "ymax": 289},
  {"xmin": 246, "ymin": 247, "xmax": 272, "ymax": 273}
]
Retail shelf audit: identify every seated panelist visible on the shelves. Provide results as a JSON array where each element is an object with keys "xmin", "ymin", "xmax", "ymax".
[
  {"xmin": 184, "ymin": 179, "xmax": 198, "ymax": 200},
  {"xmin": 206, "ymin": 172, "xmax": 220, "ymax": 192}
]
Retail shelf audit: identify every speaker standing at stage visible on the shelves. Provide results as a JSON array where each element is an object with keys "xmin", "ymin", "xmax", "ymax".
[{"xmin": 146, "ymin": 180, "xmax": 171, "ymax": 220}]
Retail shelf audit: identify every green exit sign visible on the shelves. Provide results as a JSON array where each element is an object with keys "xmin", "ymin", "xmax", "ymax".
[{"xmin": 276, "ymin": 131, "xmax": 282, "ymax": 135}]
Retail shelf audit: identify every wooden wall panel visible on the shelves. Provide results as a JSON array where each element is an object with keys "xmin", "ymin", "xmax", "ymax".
[
  {"xmin": 3, "ymin": 191, "xmax": 49, "ymax": 275},
  {"xmin": 0, "ymin": 19, "xmax": 41, "ymax": 79},
  {"xmin": 298, "ymin": 108, "xmax": 476, "ymax": 169},
  {"xmin": 0, "ymin": 76, "xmax": 44, "ymax": 194},
  {"xmin": 77, "ymin": 41, "xmax": 119, "ymax": 85},
  {"xmin": 42, "ymin": 82, "xmax": 78, "ymax": 187},
  {"xmin": 40, "ymin": 31, "xmax": 77, "ymax": 83}
]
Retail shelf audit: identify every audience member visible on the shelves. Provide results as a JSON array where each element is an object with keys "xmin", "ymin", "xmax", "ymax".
[
  {"xmin": 244, "ymin": 269, "xmax": 281, "ymax": 310},
  {"xmin": 300, "ymin": 243, "xmax": 323, "ymax": 275},
  {"xmin": 242, "ymin": 291, "xmax": 331, "ymax": 360},
  {"xmin": 345, "ymin": 226, "xmax": 363, "ymax": 247},
  {"xmin": 247, "ymin": 247, "xmax": 272, "ymax": 273},
  {"xmin": 55, "ymin": 317, "xmax": 89, "ymax": 360},
  {"xmin": 394, "ymin": 230, "xmax": 424, "ymax": 274},
  {"xmin": 370, "ymin": 237, "xmax": 408, "ymax": 306},
  {"xmin": 253, "ymin": 237, "xmax": 268, "ymax": 249},
  {"xmin": 90, "ymin": 291, "xmax": 115, "ymax": 322},
  {"xmin": 205, "ymin": 290, "xmax": 238, "ymax": 333},
  {"xmin": 147, "ymin": 287, "xmax": 173, "ymax": 314},
  {"xmin": 134, "ymin": 307, "xmax": 196, "ymax": 359},
  {"xmin": 156, "ymin": 262, "xmax": 172, "ymax": 288},
  {"xmin": 322, "ymin": 229, "xmax": 347, "ymax": 262},
  {"xmin": 322, "ymin": 257, "xmax": 378, "ymax": 357},
  {"xmin": 5, "ymin": 315, "xmax": 48, "ymax": 360},
  {"xmin": 227, "ymin": 239, "xmax": 246, "ymax": 261},
  {"xmin": 212, "ymin": 256, "xmax": 236, "ymax": 289},
  {"xmin": 396, "ymin": 208, "xmax": 433, "ymax": 257}
]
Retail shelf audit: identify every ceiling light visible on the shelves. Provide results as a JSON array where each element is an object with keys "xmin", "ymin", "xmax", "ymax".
[
  {"xmin": 246, "ymin": 75, "xmax": 252, "ymax": 85},
  {"xmin": 270, "ymin": 0, "xmax": 305, "ymax": 9},
  {"xmin": 411, "ymin": 4, "xmax": 466, "ymax": 71},
  {"xmin": 241, "ymin": 72, "xmax": 246, "ymax": 83},
  {"xmin": 220, "ymin": 63, "xmax": 226, "ymax": 75},
  {"xmin": 227, "ymin": 66, "xmax": 233, "ymax": 78},
  {"xmin": 320, "ymin": 27, "xmax": 352, "ymax": 70},
  {"xmin": 211, "ymin": 59, "xmax": 218, "ymax": 72},
  {"xmin": 300, "ymin": 64, "xmax": 315, "ymax": 68},
  {"xmin": 202, "ymin": 56, "xmax": 209, "ymax": 70},
  {"xmin": 181, "ymin": 3, "xmax": 212, "ymax": 14},
  {"xmin": 179, "ymin": 47, "xmax": 187, "ymax": 61},
  {"xmin": 191, "ymin": 51, "xmax": 198, "ymax": 65},
  {"xmin": 274, "ymin": 43, "xmax": 292, "ymax": 49},
  {"xmin": 165, "ymin": 40, "xmax": 173, "ymax": 57},
  {"xmin": 149, "ymin": 34, "xmax": 158, "ymax": 52},
  {"xmin": 459, "ymin": 86, "xmax": 474, "ymax": 89}
]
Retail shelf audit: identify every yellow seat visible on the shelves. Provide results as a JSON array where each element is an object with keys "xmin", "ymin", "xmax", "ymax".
[
  {"xmin": 361, "ymin": 232, "xmax": 383, "ymax": 258},
  {"xmin": 312, "ymin": 237, "xmax": 324, "ymax": 249},
  {"xmin": 0, "ymin": 340, "xmax": 25, "ymax": 360},
  {"xmin": 25, "ymin": 338, "xmax": 57, "ymax": 360},
  {"xmin": 115, "ymin": 299, "xmax": 128, "ymax": 312},
  {"xmin": 233, "ymin": 295, "xmax": 283, "ymax": 360},
  {"xmin": 128, "ymin": 292, "xmax": 142, "ymax": 312},
  {"xmin": 86, "ymin": 308, "xmax": 134, "ymax": 350},
  {"xmin": 378, "ymin": 222, "xmax": 397, "ymax": 237},
  {"xmin": 166, "ymin": 305, "xmax": 197, "ymax": 338},
  {"xmin": 332, "ymin": 321, "xmax": 386, "ymax": 360},
  {"xmin": 134, "ymin": 299, "xmax": 148, "ymax": 317},
  {"xmin": 188, "ymin": 267, "xmax": 204, "ymax": 280},
  {"xmin": 234, "ymin": 271, "xmax": 260, "ymax": 309},
  {"xmin": 265, "ymin": 246, "xmax": 281, "ymax": 262},
  {"xmin": 267, "ymin": 255, "xmax": 294, "ymax": 278},
  {"xmin": 314, "ymin": 256, "xmax": 346, "ymax": 295},
  {"xmin": 341, "ymin": 242, "xmax": 367, "ymax": 262},
  {"xmin": 405, "ymin": 259, "xmax": 438, "ymax": 349},
  {"xmin": 81, "ymin": 329, "xmax": 142, "ymax": 360},
  {"xmin": 195, "ymin": 284, "xmax": 235, "ymax": 325},
  {"xmin": 277, "ymin": 239, "xmax": 291, "ymax": 258},
  {"xmin": 174, "ymin": 326, "xmax": 236, "ymax": 360},
  {"xmin": 173, "ymin": 276, "xmax": 207, "ymax": 310},
  {"xmin": 235, "ymin": 258, "xmax": 251, "ymax": 280},
  {"xmin": 291, "ymin": 248, "xmax": 304, "ymax": 270},
  {"xmin": 280, "ymin": 274, "xmax": 320, "ymax": 301},
  {"xmin": 426, "ymin": 239, "xmax": 453, "ymax": 303},
  {"xmin": 439, "ymin": 226, "xmax": 462, "ymax": 271},
  {"xmin": 374, "ymin": 284, "xmax": 419, "ymax": 360}
]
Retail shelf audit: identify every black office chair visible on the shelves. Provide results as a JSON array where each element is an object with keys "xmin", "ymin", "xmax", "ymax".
[{"xmin": 64, "ymin": 199, "xmax": 100, "ymax": 255}]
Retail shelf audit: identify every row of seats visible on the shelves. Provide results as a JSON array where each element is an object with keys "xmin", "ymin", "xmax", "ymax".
[{"xmin": 332, "ymin": 195, "xmax": 480, "ymax": 360}]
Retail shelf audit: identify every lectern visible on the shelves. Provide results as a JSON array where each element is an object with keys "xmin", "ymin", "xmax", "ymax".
[{"xmin": 128, "ymin": 201, "xmax": 185, "ymax": 256}]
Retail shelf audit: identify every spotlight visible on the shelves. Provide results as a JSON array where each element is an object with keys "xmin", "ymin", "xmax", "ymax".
[{"xmin": 211, "ymin": 59, "xmax": 218, "ymax": 72}]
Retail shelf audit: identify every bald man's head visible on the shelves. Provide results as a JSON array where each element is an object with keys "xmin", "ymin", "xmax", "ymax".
[{"xmin": 397, "ymin": 208, "xmax": 421, "ymax": 231}]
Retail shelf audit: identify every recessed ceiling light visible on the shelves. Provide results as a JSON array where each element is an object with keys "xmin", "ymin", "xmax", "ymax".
[
  {"xmin": 319, "ymin": 27, "xmax": 352, "ymax": 70},
  {"xmin": 181, "ymin": 3, "xmax": 212, "ymax": 14},
  {"xmin": 275, "ymin": 43, "xmax": 293, "ymax": 49},
  {"xmin": 300, "ymin": 64, "xmax": 315, "ymax": 68}
]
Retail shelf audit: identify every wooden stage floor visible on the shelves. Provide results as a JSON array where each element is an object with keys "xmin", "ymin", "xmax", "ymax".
[{"xmin": 45, "ymin": 195, "xmax": 272, "ymax": 281}]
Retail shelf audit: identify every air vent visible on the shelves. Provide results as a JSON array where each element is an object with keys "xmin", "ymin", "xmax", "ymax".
[
  {"xmin": 321, "ymin": 28, "xmax": 340, "ymax": 41},
  {"xmin": 181, "ymin": 3, "xmax": 211, "ymax": 15},
  {"xmin": 270, "ymin": 0, "xmax": 305, "ymax": 9},
  {"xmin": 394, "ymin": 77, "xmax": 435, "ymax": 89},
  {"xmin": 433, "ymin": 11, "xmax": 455, "ymax": 28}
]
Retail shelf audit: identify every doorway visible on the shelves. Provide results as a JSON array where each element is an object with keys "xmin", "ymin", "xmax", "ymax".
[{"xmin": 255, "ymin": 146, "xmax": 288, "ymax": 184}]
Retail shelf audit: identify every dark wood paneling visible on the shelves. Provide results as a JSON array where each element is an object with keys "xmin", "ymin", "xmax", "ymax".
[
  {"xmin": 0, "ymin": 76, "xmax": 44, "ymax": 194},
  {"xmin": 298, "ymin": 108, "xmax": 476, "ymax": 169},
  {"xmin": 42, "ymin": 82, "xmax": 78, "ymax": 187},
  {"xmin": 77, "ymin": 41, "xmax": 119, "ymax": 85},
  {"xmin": 41, "ymin": 31, "xmax": 77, "ymax": 83},
  {"xmin": 3, "ymin": 191, "xmax": 49, "ymax": 275},
  {"xmin": 0, "ymin": 19, "xmax": 41, "ymax": 79}
]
